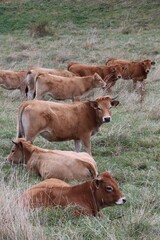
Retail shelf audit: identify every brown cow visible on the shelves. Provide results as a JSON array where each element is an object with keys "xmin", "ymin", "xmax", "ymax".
[
  {"xmin": 21, "ymin": 171, "xmax": 126, "ymax": 216},
  {"xmin": 17, "ymin": 96, "xmax": 119, "ymax": 155},
  {"xmin": 7, "ymin": 138, "xmax": 98, "ymax": 182},
  {"xmin": 29, "ymin": 72, "xmax": 106, "ymax": 101},
  {"xmin": 25, "ymin": 68, "xmax": 76, "ymax": 99},
  {"xmin": 67, "ymin": 62, "xmax": 124, "ymax": 94},
  {"xmin": 0, "ymin": 70, "xmax": 27, "ymax": 98},
  {"xmin": 105, "ymin": 58, "xmax": 155, "ymax": 101}
]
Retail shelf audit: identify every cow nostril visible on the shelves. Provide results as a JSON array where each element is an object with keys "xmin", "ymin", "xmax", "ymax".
[
  {"xmin": 146, "ymin": 70, "xmax": 149, "ymax": 73},
  {"xmin": 123, "ymin": 198, "xmax": 126, "ymax": 203},
  {"xmin": 118, "ymin": 75, "xmax": 121, "ymax": 79},
  {"xmin": 104, "ymin": 117, "xmax": 111, "ymax": 122}
]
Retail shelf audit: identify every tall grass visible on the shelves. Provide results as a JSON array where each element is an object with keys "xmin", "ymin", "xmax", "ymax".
[{"xmin": 0, "ymin": 0, "xmax": 160, "ymax": 239}]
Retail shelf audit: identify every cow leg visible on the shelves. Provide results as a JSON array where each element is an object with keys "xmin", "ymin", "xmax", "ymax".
[
  {"xmin": 74, "ymin": 140, "xmax": 82, "ymax": 152},
  {"xmin": 81, "ymin": 135, "xmax": 92, "ymax": 155},
  {"xmin": 140, "ymin": 80, "xmax": 146, "ymax": 102},
  {"xmin": 133, "ymin": 80, "xmax": 137, "ymax": 90}
]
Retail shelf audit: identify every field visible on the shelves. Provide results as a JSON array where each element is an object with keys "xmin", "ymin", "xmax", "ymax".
[{"xmin": 0, "ymin": 0, "xmax": 160, "ymax": 239}]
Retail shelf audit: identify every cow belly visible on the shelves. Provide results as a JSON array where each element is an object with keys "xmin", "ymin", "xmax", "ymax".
[{"xmin": 40, "ymin": 131, "xmax": 79, "ymax": 141}]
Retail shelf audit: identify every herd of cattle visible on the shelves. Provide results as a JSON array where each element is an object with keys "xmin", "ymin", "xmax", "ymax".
[{"xmin": 2, "ymin": 57, "xmax": 155, "ymax": 216}]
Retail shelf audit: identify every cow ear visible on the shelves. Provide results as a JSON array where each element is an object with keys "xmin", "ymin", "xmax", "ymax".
[
  {"xmin": 111, "ymin": 100, "xmax": 119, "ymax": 107},
  {"xmin": 151, "ymin": 61, "xmax": 155, "ymax": 65},
  {"xmin": 93, "ymin": 176, "xmax": 102, "ymax": 189},
  {"xmin": 90, "ymin": 101, "xmax": 98, "ymax": 109}
]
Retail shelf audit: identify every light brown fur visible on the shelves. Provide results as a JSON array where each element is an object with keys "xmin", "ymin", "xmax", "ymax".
[
  {"xmin": 25, "ymin": 68, "xmax": 76, "ymax": 99},
  {"xmin": 7, "ymin": 138, "xmax": 98, "ymax": 182},
  {"xmin": 0, "ymin": 70, "xmax": 27, "ymax": 98},
  {"xmin": 17, "ymin": 97, "xmax": 119, "ymax": 155},
  {"xmin": 31, "ymin": 72, "xmax": 105, "ymax": 100}
]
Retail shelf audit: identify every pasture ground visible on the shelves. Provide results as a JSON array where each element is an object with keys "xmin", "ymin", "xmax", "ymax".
[{"xmin": 0, "ymin": 0, "xmax": 160, "ymax": 239}]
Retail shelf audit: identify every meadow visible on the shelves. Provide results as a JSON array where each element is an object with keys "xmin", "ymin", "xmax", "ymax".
[{"xmin": 0, "ymin": 0, "xmax": 160, "ymax": 239}]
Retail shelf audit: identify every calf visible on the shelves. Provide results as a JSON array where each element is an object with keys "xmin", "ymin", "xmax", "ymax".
[
  {"xmin": 21, "ymin": 171, "xmax": 126, "ymax": 216},
  {"xmin": 30, "ymin": 72, "xmax": 106, "ymax": 100},
  {"xmin": 25, "ymin": 68, "xmax": 76, "ymax": 99},
  {"xmin": 7, "ymin": 138, "xmax": 98, "ymax": 182},
  {"xmin": 0, "ymin": 70, "xmax": 27, "ymax": 98},
  {"xmin": 67, "ymin": 62, "xmax": 124, "ymax": 94},
  {"xmin": 106, "ymin": 58, "xmax": 155, "ymax": 101},
  {"xmin": 17, "ymin": 96, "xmax": 119, "ymax": 155}
]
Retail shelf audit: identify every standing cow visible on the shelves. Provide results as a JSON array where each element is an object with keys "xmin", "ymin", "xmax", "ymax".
[
  {"xmin": 105, "ymin": 58, "xmax": 155, "ymax": 101},
  {"xmin": 27, "ymin": 72, "xmax": 106, "ymax": 101},
  {"xmin": 67, "ymin": 62, "xmax": 124, "ymax": 94},
  {"xmin": 0, "ymin": 70, "xmax": 27, "ymax": 98},
  {"xmin": 17, "ymin": 96, "xmax": 119, "ymax": 155}
]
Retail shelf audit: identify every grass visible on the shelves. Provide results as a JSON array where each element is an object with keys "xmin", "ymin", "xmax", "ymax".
[{"xmin": 0, "ymin": 0, "xmax": 160, "ymax": 239}]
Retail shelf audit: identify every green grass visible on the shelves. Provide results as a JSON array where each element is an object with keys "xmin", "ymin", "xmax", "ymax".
[{"xmin": 0, "ymin": 0, "xmax": 160, "ymax": 239}]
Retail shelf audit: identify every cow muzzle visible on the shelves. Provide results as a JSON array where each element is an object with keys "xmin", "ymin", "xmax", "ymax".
[
  {"xmin": 103, "ymin": 116, "xmax": 111, "ymax": 123},
  {"xmin": 116, "ymin": 197, "xmax": 126, "ymax": 205}
]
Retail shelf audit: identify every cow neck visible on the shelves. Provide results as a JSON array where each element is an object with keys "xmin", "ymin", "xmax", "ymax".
[
  {"xmin": 70, "ymin": 180, "xmax": 100, "ymax": 216},
  {"xmin": 22, "ymin": 143, "xmax": 35, "ymax": 164}
]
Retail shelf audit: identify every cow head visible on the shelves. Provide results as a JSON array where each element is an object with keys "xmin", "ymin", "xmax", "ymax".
[
  {"xmin": 7, "ymin": 138, "xmax": 32, "ymax": 164},
  {"xmin": 142, "ymin": 59, "xmax": 155, "ymax": 74},
  {"xmin": 90, "ymin": 96, "xmax": 119, "ymax": 124},
  {"xmin": 110, "ymin": 64, "xmax": 125, "ymax": 79},
  {"xmin": 93, "ymin": 171, "xmax": 126, "ymax": 207},
  {"xmin": 93, "ymin": 73, "xmax": 106, "ymax": 88}
]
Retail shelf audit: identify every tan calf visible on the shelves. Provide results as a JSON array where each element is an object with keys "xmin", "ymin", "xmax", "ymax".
[
  {"xmin": 7, "ymin": 138, "xmax": 98, "ymax": 182},
  {"xmin": 21, "ymin": 171, "xmax": 126, "ymax": 216},
  {"xmin": 31, "ymin": 72, "xmax": 106, "ymax": 100}
]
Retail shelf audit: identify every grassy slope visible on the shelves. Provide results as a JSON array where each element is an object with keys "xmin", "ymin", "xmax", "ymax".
[{"xmin": 0, "ymin": 0, "xmax": 160, "ymax": 239}]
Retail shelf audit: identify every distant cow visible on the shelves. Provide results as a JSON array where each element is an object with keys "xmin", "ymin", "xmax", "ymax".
[
  {"xmin": 17, "ymin": 96, "xmax": 119, "ymax": 155},
  {"xmin": 25, "ymin": 68, "xmax": 76, "ymax": 99},
  {"xmin": 0, "ymin": 70, "xmax": 27, "ymax": 98},
  {"xmin": 21, "ymin": 171, "xmax": 126, "ymax": 216},
  {"xmin": 7, "ymin": 138, "xmax": 98, "ymax": 182},
  {"xmin": 67, "ymin": 62, "xmax": 124, "ymax": 94},
  {"xmin": 105, "ymin": 58, "xmax": 155, "ymax": 101},
  {"xmin": 28, "ymin": 72, "xmax": 106, "ymax": 101}
]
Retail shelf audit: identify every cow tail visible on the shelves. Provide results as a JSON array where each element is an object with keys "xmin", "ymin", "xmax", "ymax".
[
  {"xmin": 83, "ymin": 161, "xmax": 98, "ymax": 178},
  {"xmin": 33, "ymin": 73, "xmax": 41, "ymax": 99},
  {"xmin": 17, "ymin": 103, "xmax": 26, "ymax": 138}
]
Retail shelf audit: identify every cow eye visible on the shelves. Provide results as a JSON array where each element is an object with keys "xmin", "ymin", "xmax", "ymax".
[
  {"xmin": 11, "ymin": 150, "xmax": 14, "ymax": 153},
  {"xmin": 106, "ymin": 186, "xmax": 113, "ymax": 192},
  {"xmin": 97, "ymin": 107, "xmax": 101, "ymax": 111}
]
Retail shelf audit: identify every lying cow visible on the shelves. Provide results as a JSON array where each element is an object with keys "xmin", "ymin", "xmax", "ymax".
[
  {"xmin": 21, "ymin": 171, "xmax": 126, "ymax": 216},
  {"xmin": 7, "ymin": 138, "xmax": 98, "ymax": 182},
  {"xmin": 25, "ymin": 68, "xmax": 76, "ymax": 99},
  {"xmin": 105, "ymin": 58, "xmax": 155, "ymax": 101},
  {"xmin": 67, "ymin": 62, "xmax": 124, "ymax": 94},
  {"xmin": 17, "ymin": 96, "xmax": 119, "ymax": 155},
  {"xmin": 28, "ymin": 72, "xmax": 106, "ymax": 100},
  {"xmin": 0, "ymin": 70, "xmax": 27, "ymax": 98}
]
